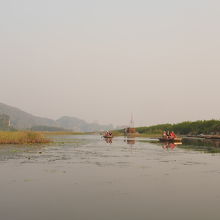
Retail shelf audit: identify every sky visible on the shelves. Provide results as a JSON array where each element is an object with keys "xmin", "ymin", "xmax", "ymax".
[{"xmin": 0, "ymin": 0, "xmax": 220, "ymax": 127}]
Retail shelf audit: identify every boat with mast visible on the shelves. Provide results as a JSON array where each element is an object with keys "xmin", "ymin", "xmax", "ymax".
[{"xmin": 124, "ymin": 114, "xmax": 139, "ymax": 137}]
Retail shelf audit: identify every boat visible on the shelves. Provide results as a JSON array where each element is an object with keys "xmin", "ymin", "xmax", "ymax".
[
  {"xmin": 124, "ymin": 114, "xmax": 139, "ymax": 138},
  {"xmin": 103, "ymin": 131, "xmax": 113, "ymax": 138},
  {"xmin": 159, "ymin": 137, "xmax": 182, "ymax": 142},
  {"xmin": 103, "ymin": 135, "xmax": 113, "ymax": 138}
]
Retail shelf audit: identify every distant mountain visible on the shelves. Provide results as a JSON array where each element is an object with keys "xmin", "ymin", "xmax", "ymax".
[
  {"xmin": 0, "ymin": 102, "xmax": 114, "ymax": 132},
  {"xmin": 0, "ymin": 103, "xmax": 58, "ymax": 129},
  {"xmin": 30, "ymin": 125, "xmax": 70, "ymax": 132},
  {"xmin": 56, "ymin": 116, "xmax": 114, "ymax": 132}
]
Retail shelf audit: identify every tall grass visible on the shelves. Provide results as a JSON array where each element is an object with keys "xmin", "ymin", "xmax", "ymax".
[{"xmin": 0, "ymin": 131, "xmax": 51, "ymax": 144}]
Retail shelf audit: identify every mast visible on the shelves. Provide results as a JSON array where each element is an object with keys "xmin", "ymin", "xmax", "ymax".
[{"xmin": 130, "ymin": 113, "xmax": 134, "ymax": 128}]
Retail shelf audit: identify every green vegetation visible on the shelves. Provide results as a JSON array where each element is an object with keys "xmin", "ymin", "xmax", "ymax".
[
  {"xmin": 179, "ymin": 138, "xmax": 220, "ymax": 153},
  {"xmin": 136, "ymin": 120, "xmax": 220, "ymax": 136},
  {"xmin": 0, "ymin": 131, "xmax": 51, "ymax": 144},
  {"xmin": 112, "ymin": 130, "xmax": 124, "ymax": 136}
]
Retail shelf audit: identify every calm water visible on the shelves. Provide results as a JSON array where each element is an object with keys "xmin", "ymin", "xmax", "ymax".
[{"xmin": 1, "ymin": 135, "xmax": 220, "ymax": 220}]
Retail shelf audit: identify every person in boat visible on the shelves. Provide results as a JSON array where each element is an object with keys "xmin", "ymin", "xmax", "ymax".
[
  {"xmin": 166, "ymin": 131, "xmax": 170, "ymax": 138},
  {"xmin": 163, "ymin": 131, "xmax": 167, "ymax": 138},
  {"xmin": 162, "ymin": 131, "xmax": 170, "ymax": 140},
  {"xmin": 170, "ymin": 131, "xmax": 176, "ymax": 139},
  {"xmin": 104, "ymin": 131, "xmax": 112, "ymax": 137}
]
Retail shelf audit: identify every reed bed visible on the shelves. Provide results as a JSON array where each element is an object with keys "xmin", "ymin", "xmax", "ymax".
[{"xmin": 0, "ymin": 131, "xmax": 51, "ymax": 144}]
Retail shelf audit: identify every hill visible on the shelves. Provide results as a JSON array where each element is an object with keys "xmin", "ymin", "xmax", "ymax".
[
  {"xmin": 0, "ymin": 103, "xmax": 113, "ymax": 132},
  {"xmin": 0, "ymin": 103, "xmax": 57, "ymax": 129},
  {"xmin": 56, "ymin": 116, "xmax": 113, "ymax": 132}
]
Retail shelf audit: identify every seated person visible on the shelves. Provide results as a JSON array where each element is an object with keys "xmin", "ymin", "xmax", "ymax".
[
  {"xmin": 170, "ymin": 131, "xmax": 176, "ymax": 138},
  {"xmin": 163, "ymin": 131, "xmax": 167, "ymax": 137}
]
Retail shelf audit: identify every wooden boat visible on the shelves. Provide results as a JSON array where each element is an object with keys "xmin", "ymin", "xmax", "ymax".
[
  {"xmin": 103, "ymin": 135, "xmax": 113, "ymax": 138},
  {"xmin": 159, "ymin": 137, "xmax": 182, "ymax": 142},
  {"xmin": 103, "ymin": 132, "xmax": 113, "ymax": 138}
]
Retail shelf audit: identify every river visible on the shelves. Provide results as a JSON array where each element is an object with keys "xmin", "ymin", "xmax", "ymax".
[{"xmin": 0, "ymin": 135, "xmax": 220, "ymax": 220}]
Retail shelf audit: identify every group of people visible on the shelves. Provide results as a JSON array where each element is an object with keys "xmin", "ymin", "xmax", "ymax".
[
  {"xmin": 163, "ymin": 130, "xmax": 176, "ymax": 139},
  {"xmin": 104, "ymin": 131, "xmax": 113, "ymax": 137}
]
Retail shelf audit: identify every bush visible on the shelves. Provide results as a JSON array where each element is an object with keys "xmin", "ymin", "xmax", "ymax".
[{"xmin": 136, "ymin": 120, "xmax": 220, "ymax": 135}]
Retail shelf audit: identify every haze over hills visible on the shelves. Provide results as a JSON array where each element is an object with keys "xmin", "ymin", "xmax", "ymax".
[
  {"xmin": 0, "ymin": 103, "xmax": 114, "ymax": 132},
  {"xmin": 56, "ymin": 116, "xmax": 114, "ymax": 132}
]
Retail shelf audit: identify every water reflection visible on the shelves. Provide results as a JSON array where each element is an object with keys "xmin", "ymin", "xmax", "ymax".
[
  {"xmin": 123, "ymin": 137, "xmax": 136, "ymax": 146},
  {"xmin": 127, "ymin": 139, "xmax": 136, "ymax": 145},
  {"xmin": 180, "ymin": 138, "xmax": 220, "ymax": 153},
  {"xmin": 140, "ymin": 137, "xmax": 220, "ymax": 154},
  {"xmin": 162, "ymin": 142, "xmax": 183, "ymax": 150},
  {"xmin": 104, "ymin": 137, "xmax": 113, "ymax": 144},
  {"xmin": 162, "ymin": 142, "xmax": 177, "ymax": 150},
  {"xmin": 1, "ymin": 135, "xmax": 220, "ymax": 220},
  {"xmin": 103, "ymin": 137, "xmax": 136, "ymax": 146}
]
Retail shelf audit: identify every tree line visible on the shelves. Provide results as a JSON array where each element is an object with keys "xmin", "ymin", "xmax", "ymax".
[{"xmin": 136, "ymin": 120, "xmax": 220, "ymax": 135}]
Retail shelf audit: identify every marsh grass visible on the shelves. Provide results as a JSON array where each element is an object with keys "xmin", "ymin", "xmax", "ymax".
[{"xmin": 0, "ymin": 131, "xmax": 51, "ymax": 144}]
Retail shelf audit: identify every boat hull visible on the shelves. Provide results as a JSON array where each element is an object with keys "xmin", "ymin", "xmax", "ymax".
[
  {"xmin": 103, "ymin": 135, "xmax": 113, "ymax": 138},
  {"xmin": 159, "ymin": 137, "xmax": 182, "ymax": 142}
]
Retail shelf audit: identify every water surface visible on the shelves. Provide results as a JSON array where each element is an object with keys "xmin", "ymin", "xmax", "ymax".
[{"xmin": 1, "ymin": 135, "xmax": 220, "ymax": 220}]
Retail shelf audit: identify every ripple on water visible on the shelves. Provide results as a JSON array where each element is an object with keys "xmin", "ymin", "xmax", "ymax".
[{"xmin": 1, "ymin": 135, "xmax": 220, "ymax": 220}]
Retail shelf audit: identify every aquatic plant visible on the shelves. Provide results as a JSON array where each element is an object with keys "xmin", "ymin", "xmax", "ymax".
[{"xmin": 0, "ymin": 131, "xmax": 51, "ymax": 144}]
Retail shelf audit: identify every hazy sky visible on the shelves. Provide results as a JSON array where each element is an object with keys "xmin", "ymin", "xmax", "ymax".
[{"xmin": 1, "ymin": 0, "xmax": 220, "ymax": 126}]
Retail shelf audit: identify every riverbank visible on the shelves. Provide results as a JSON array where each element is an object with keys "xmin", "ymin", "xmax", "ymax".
[
  {"xmin": 0, "ymin": 131, "xmax": 51, "ymax": 144},
  {"xmin": 112, "ymin": 120, "xmax": 220, "ymax": 138},
  {"xmin": 136, "ymin": 120, "xmax": 220, "ymax": 136}
]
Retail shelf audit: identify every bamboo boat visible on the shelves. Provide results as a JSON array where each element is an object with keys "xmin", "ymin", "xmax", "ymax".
[
  {"xmin": 103, "ymin": 135, "xmax": 113, "ymax": 138},
  {"xmin": 159, "ymin": 137, "xmax": 182, "ymax": 142},
  {"xmin": 103, "ymin": 132, "xmax": 113, "ymax": 138}
]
